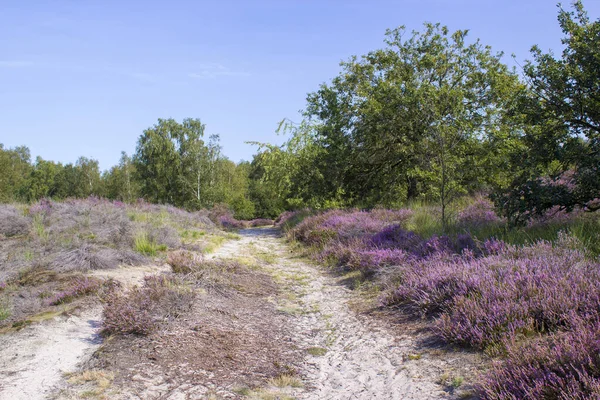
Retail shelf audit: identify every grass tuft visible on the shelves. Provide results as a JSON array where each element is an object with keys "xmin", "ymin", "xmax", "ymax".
[{"xmin": 134, "ymin": 231, "xmax": 158, "ymax": 256}]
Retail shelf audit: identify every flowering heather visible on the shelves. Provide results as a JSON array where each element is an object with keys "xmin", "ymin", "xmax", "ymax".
[
  {"xmin": 457, "ymin": 197, "xmax": 501, "ymax": 227},
  {"xmin": 47, "ymin": 277, "xmax": 103, "ymax": 305},
  {"xmin": 294, "ymin": 210, "xmax": 484, "ymax": 271},
  {"xmin": 275, "ymin": 211, "xmax": 298, "ymax": 226},
  {"xmin": 527, "ymin": 204, "xmax": 583, "ymax": 226},
  {"xmin": 28, "ymin": 198, "xmax": 53, "ymax": 216},
  {"xmin": 480, "ymin": 319, "xmax": 600, "ymax": 399},
  {"xmin": 369, "ymin": 224, "xmax": 423, "ymax": 250},
  {"xmin": 290, "ymin": 210, "xmax": 397, "ymax": 246},
  {"xmin": 283, "ymin": 206, "xmax": 600, "ymax": 397},
  {"xmin": 384, "ymin": 239, "xmax": 600, "ymax": 354}
]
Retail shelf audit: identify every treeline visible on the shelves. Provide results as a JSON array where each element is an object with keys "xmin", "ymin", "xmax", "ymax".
[
  {"xmin": 2, "ymin": 2, "xmax": 598, "ymax": 223},
  {"xmin": 0, "ymin": 118, "xmax": 265, "ymax": 219},
  {"xmin": 250, "ymin": 1, "xmax": 599, "ymax": 225}
]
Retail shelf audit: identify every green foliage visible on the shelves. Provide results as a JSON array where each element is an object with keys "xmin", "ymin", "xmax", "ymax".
[
  {"xmin": 248, "ymin": 119, "xmax": 330, "ymax": 213},
  {"xmin": 1, "ymin": 2, "xmax": 597, "ymax": 226},
  {"xmin": 0, "ymin": 296, "xmax": 12, "ymax": 321},
  {"xmin": 251, "ymin": 23, "xmax": 521, "ymax": 224},
  {"xmin": 103, "ymin": 152, "xmax": 139, "ymax": 202},
  {"xmin": 496, "ymin": 1, "xmax": 600, "ymax": 223},
  {"xmin": 0, "ymin": 144, "xmax": 31, "ymax": 202},
  {"xmin": 133, "ymin": 119, "xmax": 255, "ymax": 215}
]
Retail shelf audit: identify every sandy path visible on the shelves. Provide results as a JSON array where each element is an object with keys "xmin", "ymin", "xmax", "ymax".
[
  {"xmin": 0, "ymin": 264, "xmax": 169, "ymax": 400},
  {"xmin": 225, "ymin": 229, "xmax": 448, "ymax": 399},
  {"xmin": 1, "ymin": 230, "xmax": 452, "ymax": 399}
]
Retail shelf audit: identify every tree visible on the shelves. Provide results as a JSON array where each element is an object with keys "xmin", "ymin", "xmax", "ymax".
[
  {"xmin": 134, "ymin": 118, "xmax": 206, "ymax": 207},
  {"xmin": 24, "ymin": 157, "xmax": 62, "ymax": 201},
  {"xmin": 305, "ymin": 24, "xmax": 520, "ymax": 227},
  {"xmin": 495, "ymin": 1, "xmax": 600, "ymax": 223},
  {"xmin": 104, "ymin": 152, "xmax": 139, "ymax": 202},
  {"xmin": 0, "ymin": 144, "xmax": 31, "ymax": 202},
  {"xmin": 76, "ymin": 157, "xmax": 103, "ymax": 197},
  {"xmin": 249, "ymin": 119, "xmax": 330, "ymax": 210}
]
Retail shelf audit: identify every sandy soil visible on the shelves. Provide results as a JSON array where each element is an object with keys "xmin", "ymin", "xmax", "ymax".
[
  {"xmin": 0, "ymin": 264, "xmax": 170, "ymax": 400},
  {"xmin": 237, "ymin": 228, "xmax": 458, "ymax": 399},
  {"xmin": 0, "ymin": 308, "xmax": 101, "ymax": 400}
]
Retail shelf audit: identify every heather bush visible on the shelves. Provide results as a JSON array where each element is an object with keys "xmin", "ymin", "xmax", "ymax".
[
  {"xmin": 480, "ymin": 319, "xmax": 600, "ymax": 399},
  {"xmin": 369, "ymin": 224, "xmax": 423, "ymax": 251},
  {"xmin": 218, "ymin": 214, "xmax": 247, "ymax": 230},
  {"xmin": 384, "ymin": 238, "xmax": 600, "ymax": 353},
  {"xmin": 102, "ymin": 274, "xmax": 194, "ymax": 335},
  {"xmin": 0, "ymin": 205, "xmax": 30, "ymax": 237},
  {"xmin": 275, "ymin": 209, "xmax": 314, "ymax": 231},
  {"xmin": 28, "ymin": 198, "xmax": 53, "ymax": 216},
  {"xmin": 145, "ymin": 225, "xmax": 180, "ymax": 249},
  {"xmin": 347, "ymin": 248, "xmax": 409, "ymax": 270},
  {"xmin": 283, "ymin": 203, "xmax": 600, "ymax": 396},
  {"xmin": 289, "ymin": 209, "xmax": 396, "ymax": 246},
  {"xmin": 370, "ymin": 208, "xmax": 414, "ymax": 225},
  {"xmin": 166, "ymin": 250, "xmax": 203, "ymax": 274},
  {"xmin": 456, "ymin": 197, "xmax": 502, "ymax": 228},
  {"xmin": 52, "ymin": 245, "xmax": 124, "ymax": 272},
  {"xmin": 248, "ymin": 218, "xmax": 275, "ymax": 227},
  {"xmin": 47, "ymin": 277, "xmax": 103, "ymax": 305}
]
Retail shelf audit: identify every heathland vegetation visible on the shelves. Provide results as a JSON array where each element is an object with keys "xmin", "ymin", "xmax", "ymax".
[{"xmin": 1, "ymin": 2, "xmax": 599, "ymax": 399}]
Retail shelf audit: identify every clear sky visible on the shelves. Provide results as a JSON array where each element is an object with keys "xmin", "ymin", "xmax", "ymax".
[{"xmin": 1, "ymin": 0, "xmax": 599, "ymax": 171}]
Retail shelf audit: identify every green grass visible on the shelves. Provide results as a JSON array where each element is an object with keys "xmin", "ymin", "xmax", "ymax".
[
  {"xmin": 403, "ymin": 200, "xmax": 600, "ymax": 258},
  {"xmin": 134, "ymin": 232, "xmax": 159, "ymax": 256},
  {"xmin": 405, "ymin": 203, "xmax": 444, "ymax": 238},
  {"xmin": 0, "ymin": 296, "xmax": 12, "ymax": 321},
  {"xmin": 201, "ymin": 235, "xmax": 225, "ymax": 254},
  {"xmin": 32, "ymin": 214, "xmax": 49, "ymax": 241},
  {"xmin": 307, "ymin": 346, "xmax": 328, "ymax": 356},
  {"xmin": 180, "ymin": 229, "xmax": 207, "ymax": 240}
]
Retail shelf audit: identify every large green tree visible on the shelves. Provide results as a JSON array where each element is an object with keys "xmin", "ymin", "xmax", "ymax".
[
  {"xmin": 304, "ymin": 23, "xmax": 520, "ymax": 226},
  {"xmin": 0, "ymin": 144, "xmax": 31, "ymax": 202},
  {"xmin": 495, "ymin": 1, "xmax": 600, "ymax": 223},
  {"xmin": 134, "ymin": 118, "xmax": 206, "ymax": 207}
]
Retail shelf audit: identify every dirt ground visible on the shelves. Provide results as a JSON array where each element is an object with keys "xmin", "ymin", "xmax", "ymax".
[{"xmin": 0, "ymin": 228, "xmax": 483, "ymax": 400}]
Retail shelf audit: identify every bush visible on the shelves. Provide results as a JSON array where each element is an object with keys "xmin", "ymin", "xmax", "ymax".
[
  {"xmin": 248, "ymin": 218, "xmax": 275, "ymax": 227},
  {"xmin": 51, "ymin": 245, "xmax": 124, "ymax": 272},
  {"xmin": 480, "ymin": 319, "xmax": 600, "ymax": 399},
  {"xmin": 456, "ymin": 197, "xmax": 502, "ymax": 228},
  {"xmin": 289, "ymin": 210, "xmax": 392, "ymax": 246},
  {"xmin": 286, "ymin": 205, "xmax": 600, "ymax": 396},
  {"xmin": 218, "ymin": 214, "xmax": 246, "ymax": 230},
  {"xmin": 166, "ymin": 250, "xmax": 203, "ymax": 274},
  {"xmin": 102, "ymin": 275, "xmax": 194, "ymax": 335},
  {"xmin": 47, "ymin": 277, "xmax": 103, "ymax": 305},
  {"xmin": 383, "ymin": 236, "xmax": 600, "ymax": 353},
  {"xmin": 0, "ymin": 205, "xmax": 30, "ymax": 237},
  {"xmin": 275, "ymin": 209, "xmax": 313, "ymax": 231}
]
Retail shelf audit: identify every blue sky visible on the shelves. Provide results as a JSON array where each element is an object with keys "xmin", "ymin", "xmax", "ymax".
[{"xmin": 1, "ymin": 0, "xmax": 599, "ymax": 171}]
